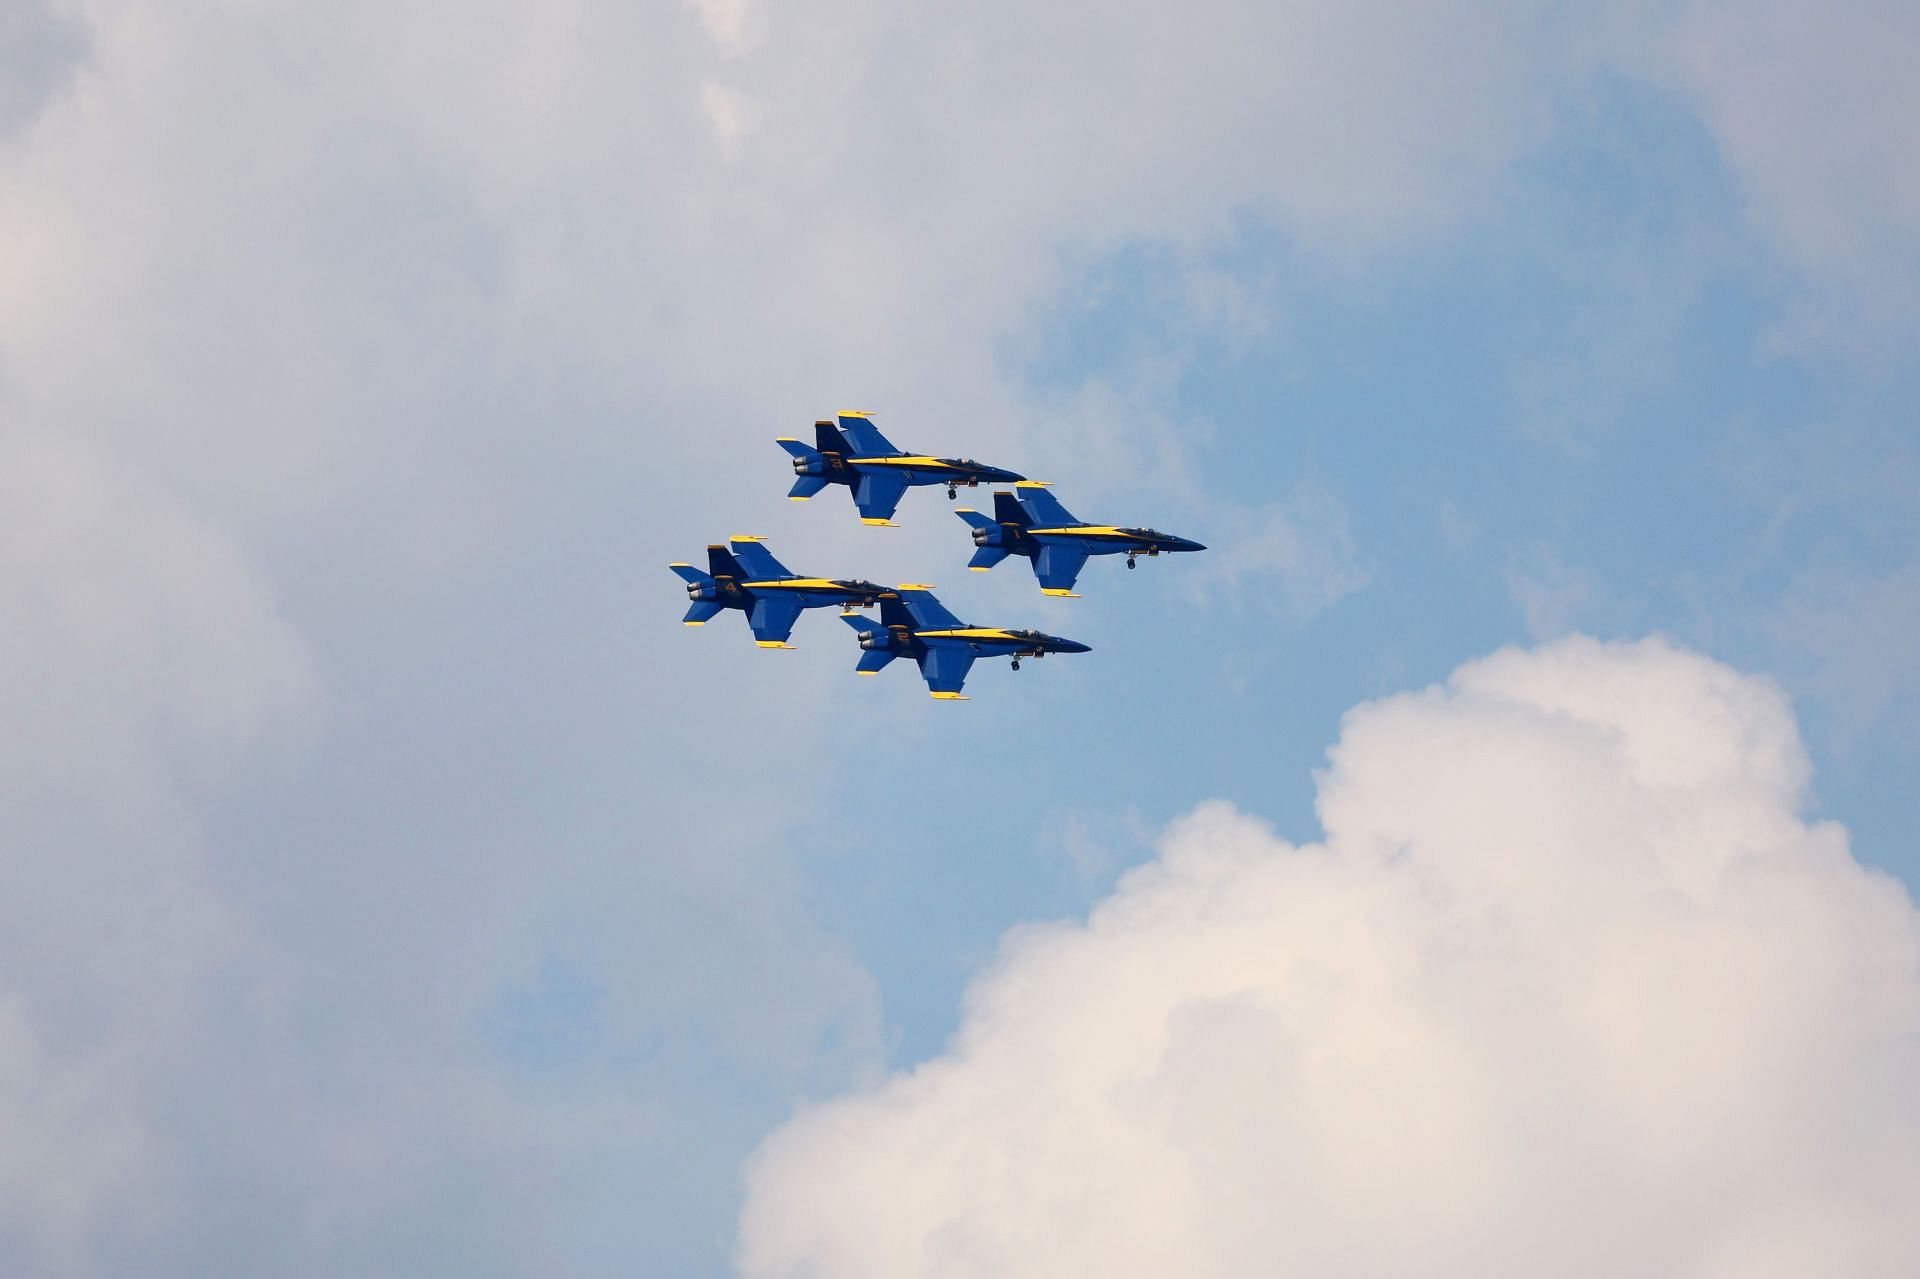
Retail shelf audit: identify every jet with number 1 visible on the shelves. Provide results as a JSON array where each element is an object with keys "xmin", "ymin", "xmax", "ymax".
[
  {"xmin": 671, "ymin": 537, "xmax": 887, "ymax": 648},
  {"xmin": 778, "ymin": 412, "xmax": 1026, "ymax": 526},
  {"xmin": 955, "ymin": 482, "xmax": 1206, "ymax": 596},
  {"xmin": 839, "ymin": 586, "xmax": 1089, "ymax": 700}
]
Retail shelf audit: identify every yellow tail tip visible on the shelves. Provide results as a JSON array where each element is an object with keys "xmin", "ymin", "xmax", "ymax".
[
  {"xmin": 929, "ymin": 691, "xmax": 970, "ymax": 701},
  {"xmin": 855, "ymin": 670, "xmax": 878, "ymax": 676},
  {"xmin": 1015, "ymin": 480, "xmax": 1052, "ymax": 488},
  {"xmin": 968, "ymin": 566, "xmax": 991, "ymax": 572},
  {"xmin": 1041, "ymin": 588, "xmax": 1080, "ymax": 598},
  {"xmin": 859, "ymin": 518, "xmax": 899, "ymax": 527},
  {"xmin": 754, "ymin": 641, "xmax": 796, "ymax": 649},
  {"xmin": 683, "ymin": 620, "xmax": 706, "ymax": 626},
  {"xmin": 788, "ymin": 495, "xmax": 810, "ymax": 501}
]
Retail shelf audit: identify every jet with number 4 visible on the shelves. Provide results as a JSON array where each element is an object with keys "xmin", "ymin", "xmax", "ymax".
[
  {"xmin": 954, "ymin": 482, "xmax": 1206, "ymax": 596},
  {"xmin": 671, "ymin": 537, "xmax": 887, "ymax": 648},
  {"xmin": 839, "ymin": 586, "xmax": 1089, "ymax": 700},
  {"xmin": 777, "ymin": 412, "xmax": 1027, "ymax": 526}
]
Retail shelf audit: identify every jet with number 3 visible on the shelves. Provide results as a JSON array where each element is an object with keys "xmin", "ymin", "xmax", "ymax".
[
  {"xmin": 955, "ymin": 482, "xmax": 1205, "ymax": 596},
  {"xmin": 839, "ymin": 586, "xmax": 1089, "ymax": 699},
  {"xmin": 671, "ymin": 537, "xmax": 887, "ymax": 648},
  {"xmin": 777, "ymin": 413, "xmax": 1026, "ymax": 526}
]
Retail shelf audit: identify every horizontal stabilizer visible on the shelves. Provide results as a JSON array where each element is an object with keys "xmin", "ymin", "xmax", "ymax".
[
  {"xmin": 670, "ymin": 563, "xmax": 711, "ymax": 586},
  {"xmin": 776, "ymin": 437, "xmax": 820, "ymax": 461},
  {"xmin": 954, "ymin": 508, "xmax": 998, "ymax": 531},
  {"xmin": 855, "ymin": 648, "xmax": 897, "ymax": 675},
  {"xmin": 968, "ymin": 546, "xmax": 1009, "ymax": 571},
  {"xmin": 683, "ymin": 600, "xmax": 723, "ymax": 625},
  {"xmin": 789, "ymin": 475, "xmax": 828, "ymax": 500}
]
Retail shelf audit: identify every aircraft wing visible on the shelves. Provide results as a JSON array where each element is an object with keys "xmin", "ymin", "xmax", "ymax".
[
  {"xmin": 895, "ymin": 587, "xmax": 964, "ymax": 630},
  {"xmin": 1035, "ymin": 544, "xmax": 1089, "ymax": 594},
  {"xmin": 854, "ymin": 472, "xmax": 908, "ymax": 524},
  {"xmin": 748, "ymin": 596, "xmax": 803, "ymax": 646},
  {"xmin": 1015, "ymin": 485, "xmax": 1077, "ymax": 526},
  {"xmin": 838, "ymin": 413, "xmax": 899, "ymax": 455},
  {"xmin": 917, "ymin": 643, "xmax": 976, "ymax": 698},
  {"xmin": 729, "ymin": 538, "xmax": 791, "ymax": 579}
]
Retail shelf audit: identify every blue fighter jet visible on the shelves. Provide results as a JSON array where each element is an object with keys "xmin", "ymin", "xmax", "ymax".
[
  {"xmin": 954, "ymin": 482, "xmax": 1206, "ymax": 596},
  {"xmin": 671, "ymin": 537, "xmax": 887, "ymax": 648},
  {"xmin": 777, "ymin": 413, "xmax": 1026, "ymax": 526},
  {"xmin": 839, "ymin": 586, "xmax": 1089, "ymax": 699}
]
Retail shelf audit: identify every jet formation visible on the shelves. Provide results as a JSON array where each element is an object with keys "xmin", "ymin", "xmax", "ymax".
[{"xmin": 673, "ymin": 412, "xmax": 1205, "ymax": 699}]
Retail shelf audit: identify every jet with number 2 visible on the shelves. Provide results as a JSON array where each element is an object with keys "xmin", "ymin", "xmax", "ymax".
[
  {"xmin": 955, "ymin": 482, "xmax": 1206, "ymax": 596},
  {"xmin": 839, "ymin": 586, "xmax": 1089, "ymax": 699},
  {"xmin": 671, "ymin": 537, "xmax": 887, "ymax": 648},
  {"xmin": 777, "ymin": 413, "xmax": 1026, "ymax": 526}
]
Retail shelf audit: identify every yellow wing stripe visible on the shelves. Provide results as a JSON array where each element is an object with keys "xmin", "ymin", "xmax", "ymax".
[
  {"xmin": 917, "ymin": 628, "xmax": 1021, "ymax": 641},
  {"xmin": 741, "ymin": 579, "xmax": 843, "ymax": 590}
]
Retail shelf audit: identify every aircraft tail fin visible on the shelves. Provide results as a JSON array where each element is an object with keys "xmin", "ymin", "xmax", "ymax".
[
  {"xmin": 815, "ymin": 419, "xmax": 851, "ymax": 456},
  {"xmin": 706, "ymin": 545, "xmax": 746, "ymax": 580},
  {"xmin": 992, "ymin": 490, "xmax": 1032, "ymax": 527}
]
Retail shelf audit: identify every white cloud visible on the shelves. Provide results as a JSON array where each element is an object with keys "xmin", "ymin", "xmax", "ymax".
[{"xmin": 740, "ymin": 637, "xmax": 1920, "ymax": 1278}]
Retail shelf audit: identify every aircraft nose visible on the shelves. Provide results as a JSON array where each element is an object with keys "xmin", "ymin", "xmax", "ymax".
[
  {"xmin": 1178, "ymin": 537, "xmax": 1207, "ymax": 552},
  {"xmin": 1055, "ymin": 638, "xmax": 1091, "ymax": 654},
  {"xmin": 984, "ymin": 465, "xmax": 1026, "ymax": 483}
]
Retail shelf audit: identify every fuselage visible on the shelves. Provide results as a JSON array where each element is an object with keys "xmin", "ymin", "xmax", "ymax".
[
  {"xmin": 808, "ymin": 454, "xmax": 1024, "ymax": 489},
  {"xmin": 690, "ymin": 576, "xmax": 887, "ymax": 612},
  {"xmin": 873, "ymin": 625, "xmax": 1091, "ymax": 659},
  {"xmin": 1020, "ymin": 525, "xmax": 1207, "ymax": 557}
]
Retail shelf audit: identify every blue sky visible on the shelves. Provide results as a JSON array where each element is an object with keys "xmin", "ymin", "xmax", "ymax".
[{"xmin": 1, "ymin": 2, "xmax": 1916, "ymax": 1276}]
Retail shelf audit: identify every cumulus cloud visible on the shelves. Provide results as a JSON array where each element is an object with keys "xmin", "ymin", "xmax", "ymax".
[{"xmin": 740, "ymin": 637, "xmax": 1920, "ymax": 1278}]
